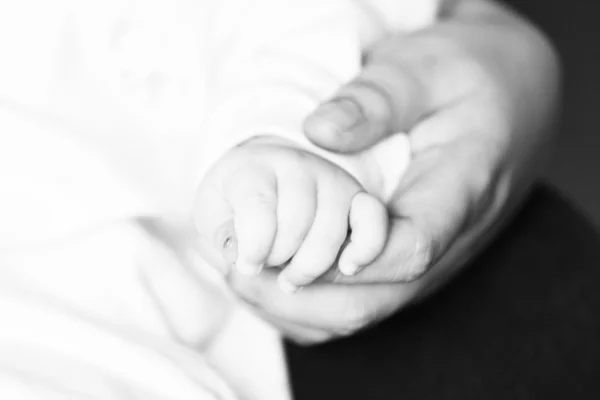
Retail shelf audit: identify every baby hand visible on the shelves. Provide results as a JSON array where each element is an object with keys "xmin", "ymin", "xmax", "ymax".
[{"xmin": 192, "ymin": 137, "xmax": 389, "ymax": 292}]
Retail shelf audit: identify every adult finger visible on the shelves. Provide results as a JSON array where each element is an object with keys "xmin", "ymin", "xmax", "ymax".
[
  {"xmin": 228, "ymin": 268, "xmax": 414, "ymax": 334},
  {"xmin": 327, "ymin": 105, "xmax": 497, "ymax": 284},
  {"xmin": 251, "ymin": 309, "xmax": 333, "ymax": 346}
]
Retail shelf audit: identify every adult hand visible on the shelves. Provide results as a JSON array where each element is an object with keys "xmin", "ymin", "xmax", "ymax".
[{"xmin": 225, "ymin": 0, "xmax": 561, "ymax": 344}]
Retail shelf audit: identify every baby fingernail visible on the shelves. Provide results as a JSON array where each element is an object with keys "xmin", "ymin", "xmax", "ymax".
[
  {"xmin": 236, "ymin": 261, "xmax": 263, "ymax": 276},
  {"xmin": 339, "ymin": 261, "xmax": 360, "ymax": 276},
  {"xmin": 277, "ymin": 274, "xmax": 300, "ymax": 294}
]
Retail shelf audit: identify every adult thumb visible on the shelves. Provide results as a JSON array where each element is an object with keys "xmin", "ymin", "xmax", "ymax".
[{"xmin": 303, "ymin": 32, "xmax": 467, "ymax": 153}]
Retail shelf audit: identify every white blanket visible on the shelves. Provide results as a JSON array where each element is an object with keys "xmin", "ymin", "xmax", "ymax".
[{"xmin": 0, "ymin": 0, "xmax": 439, "ymax": 398}]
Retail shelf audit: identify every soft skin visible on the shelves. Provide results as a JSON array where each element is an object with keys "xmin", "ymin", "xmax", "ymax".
[{"xmin": 227, "ymin": 0, "xmax": 561, "ymax": 345}]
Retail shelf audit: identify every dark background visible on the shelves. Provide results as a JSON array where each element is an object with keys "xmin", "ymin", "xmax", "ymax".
[{"xmin": 505, "ymin": 0, "xmax": 600, "ymax": 226}]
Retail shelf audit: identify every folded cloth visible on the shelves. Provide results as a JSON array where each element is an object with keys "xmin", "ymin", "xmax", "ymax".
[{"xmin": 0, "ymin": 218, "xmax": 289, "ymax": 400}]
